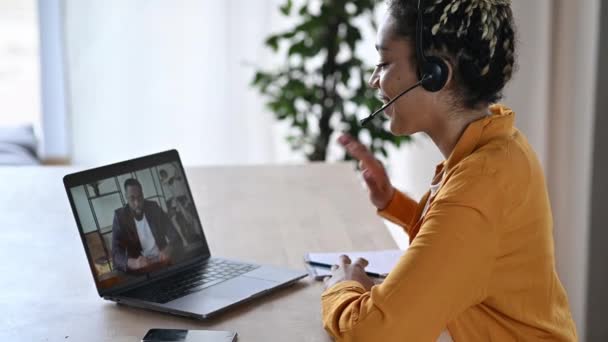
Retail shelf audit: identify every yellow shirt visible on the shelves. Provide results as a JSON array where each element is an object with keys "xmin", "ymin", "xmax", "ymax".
[{"xmin": 321, "ymin": 104, "xmax": 577, "ymax": 341}]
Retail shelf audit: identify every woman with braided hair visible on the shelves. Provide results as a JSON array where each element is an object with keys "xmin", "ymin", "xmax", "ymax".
[{"xmin": 322, "ymin": 0, "xmax": 577, "ymax": 340}]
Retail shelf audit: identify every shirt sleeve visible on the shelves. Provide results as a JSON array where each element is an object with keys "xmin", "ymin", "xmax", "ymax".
[
  {"xmin": 377, "ymin": 189, "xmax": 421, "ymax": 237},
  {"xmin": 322, "ymin": 169, "xmax": 500, "ymax": 341}
]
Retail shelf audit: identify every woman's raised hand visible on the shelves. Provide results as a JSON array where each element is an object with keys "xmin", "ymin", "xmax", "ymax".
[{"xmin": 338, "ymin": 134, "xmax": 395, "ymax": 210}]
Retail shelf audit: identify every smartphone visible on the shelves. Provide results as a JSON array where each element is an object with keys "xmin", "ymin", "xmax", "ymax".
[{"xmin": 142, "ymin": 329, "xmax": 237, "ymax": 342}]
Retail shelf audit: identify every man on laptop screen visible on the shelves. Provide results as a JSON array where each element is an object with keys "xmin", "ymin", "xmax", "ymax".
[
  {"xmin": 112, "ymin": 178, "xmax": 183, "ymax": 273},
  {"xmin": 69, "ymin": 161, "xmax": 206, "ymax": 288}
]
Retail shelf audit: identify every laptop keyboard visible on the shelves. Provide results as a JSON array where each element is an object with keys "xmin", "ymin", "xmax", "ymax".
[{"xmin": 122, "ymin": 258, "xmax": 259, "ymax": 304}]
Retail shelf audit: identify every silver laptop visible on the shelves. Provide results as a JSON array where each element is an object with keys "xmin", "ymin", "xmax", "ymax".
[{"xmin": 64, "ymin": 150, "xmax": 307, "ymax": 319}]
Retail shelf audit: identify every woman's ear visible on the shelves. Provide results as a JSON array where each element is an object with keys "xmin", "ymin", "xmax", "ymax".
[{"xmin": 441, "ymin": 57, "xmax": 454, "ymax": 90}]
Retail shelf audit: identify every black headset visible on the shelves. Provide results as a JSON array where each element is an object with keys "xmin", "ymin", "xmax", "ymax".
[
  {"xmin": 416, "ymin": 0, "xmax": 449, "ymax": 92},
  {"xmin": 360, "ymin": 0, "xmax": 450, "ymax": 125}
]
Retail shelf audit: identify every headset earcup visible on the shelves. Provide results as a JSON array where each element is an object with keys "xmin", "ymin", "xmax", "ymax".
[{"xmin": 421, "ymin": 56, "xmax": 449, "ymax": 92}]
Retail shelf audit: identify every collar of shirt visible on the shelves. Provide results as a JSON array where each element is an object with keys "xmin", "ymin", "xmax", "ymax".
[{"xmin": 439, "ymin": 103, "xmax": 515, "ymax": 176}]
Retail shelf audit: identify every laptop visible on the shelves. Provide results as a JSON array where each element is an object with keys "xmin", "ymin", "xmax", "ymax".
[{"xmin": 63, "ymin": 150, "xmax": 307, "ymax": 319}]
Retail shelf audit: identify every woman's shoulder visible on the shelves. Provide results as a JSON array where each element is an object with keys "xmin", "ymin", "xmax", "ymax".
[
  {"xmin": 443, "ymin": 129, "xmax": 543, "ymax": 203},
  {"xmin": 465, "ymin": 128, "xmax": 539, "ymax": 178},
  {"xmin": 434, "ymin": 132, "xmax": 541, "ymax": 222}
]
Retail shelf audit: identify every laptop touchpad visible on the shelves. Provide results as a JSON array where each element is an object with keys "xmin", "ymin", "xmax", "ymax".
[
  {"xmin": 163, "ymin": 276, "xmax": 275, "ymax": 314},
  {"xmin": 244, "ymin": 265, "xmax": 304, "ymax": 283}
]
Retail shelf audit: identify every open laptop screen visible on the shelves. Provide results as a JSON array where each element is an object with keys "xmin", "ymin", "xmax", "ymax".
[{"xmin": 64, "ymin": 150, "xmax": 210, "ymax": 295}]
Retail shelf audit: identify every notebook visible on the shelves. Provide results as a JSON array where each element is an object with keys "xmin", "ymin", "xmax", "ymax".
[{"xmin": 303, "ymin": 249, "xmax": 403, "ymax": 279}]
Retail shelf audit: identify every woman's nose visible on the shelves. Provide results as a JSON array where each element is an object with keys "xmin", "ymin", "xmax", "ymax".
[{"xmin": 368, "ymin": 70, "xmax": 380, "ymax": 89}]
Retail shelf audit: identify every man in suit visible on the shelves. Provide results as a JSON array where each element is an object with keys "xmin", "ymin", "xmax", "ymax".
[{"xmin": 112, "ymin": 178, "xmax": 184, "ymax": 273}]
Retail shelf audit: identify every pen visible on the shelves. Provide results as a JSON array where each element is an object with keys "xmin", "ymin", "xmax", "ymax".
[{"xmin": 306, "ymin": 261, "xmax": 388, "ymax": 279}]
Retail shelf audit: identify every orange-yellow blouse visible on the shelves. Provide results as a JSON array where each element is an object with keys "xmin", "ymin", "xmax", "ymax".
[{"xmin": 321, "ymin": 104, "xmax": 577, "ymax": 341}]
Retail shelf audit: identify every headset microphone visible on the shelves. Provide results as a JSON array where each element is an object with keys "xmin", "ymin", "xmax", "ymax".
[{"xmin": 359, "ymin": 75, "xmax": 430, "ymax": 126}]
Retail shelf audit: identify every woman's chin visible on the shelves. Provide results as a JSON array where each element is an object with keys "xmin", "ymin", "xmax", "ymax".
[
  {"xmin": 386, "ymin": 109, "xmax": 410, "ymax": 135},
  {"xmin": 388, "ymin": 119, "xmax": 410, "ymax": 136}
]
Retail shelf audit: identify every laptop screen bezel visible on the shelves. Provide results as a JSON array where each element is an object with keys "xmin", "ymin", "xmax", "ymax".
[{"xmin": 63, "ymin": 149, "xmax": 211, "ymax": 297}]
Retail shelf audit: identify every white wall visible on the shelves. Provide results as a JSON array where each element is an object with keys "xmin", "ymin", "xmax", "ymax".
[
  {"xmin": 0, "ymin": 0, "xmax": 41, "ymax": 127},
  {"xmin": 65, "ymin": 0, "xmax": 283, "ymax": 166}
]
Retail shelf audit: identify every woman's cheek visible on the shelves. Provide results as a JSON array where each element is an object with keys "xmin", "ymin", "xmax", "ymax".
[{"xmin": 379, "ymin": 73, "xmax": 395, "ymax": 97}]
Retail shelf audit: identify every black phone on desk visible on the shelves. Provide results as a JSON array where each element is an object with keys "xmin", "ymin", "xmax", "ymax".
[{"xmin": 142, "ymin": 329, "xmax": 237, "ymax": 342}]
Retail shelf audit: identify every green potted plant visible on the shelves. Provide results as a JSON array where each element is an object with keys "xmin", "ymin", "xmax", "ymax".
[{"xmin": 252, "ymin": 0, "xmax": 410, "ymax": 162}]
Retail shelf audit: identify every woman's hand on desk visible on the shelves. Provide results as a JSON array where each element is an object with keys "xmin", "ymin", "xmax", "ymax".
[
  {"xmin": 324, "ymin": 255, "xmax": 375, "ymax": 291},
  {"xmin": 338, "ymin": 134, "xmax": 395, "ymax": 210}
]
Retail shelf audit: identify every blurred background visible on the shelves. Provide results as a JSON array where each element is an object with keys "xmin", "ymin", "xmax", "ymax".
[{"xmin": 1, "ymin": 0, "xmax": 606, "ymax": 339}]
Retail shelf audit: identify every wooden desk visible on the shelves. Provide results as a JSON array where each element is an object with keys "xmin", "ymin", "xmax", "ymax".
[{"xmin": 0, "ymin": 163, "xmax": 397, "ymax": 341}]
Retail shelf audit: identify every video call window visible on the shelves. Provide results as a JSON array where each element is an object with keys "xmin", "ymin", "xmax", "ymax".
[{"xmin": 70, "ymin": 162, "xmax": 204, "ymax": 289}]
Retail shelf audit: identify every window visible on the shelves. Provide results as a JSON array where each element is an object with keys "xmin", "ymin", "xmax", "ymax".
[{"xmin": 0, "ymin": 0, "xmax": 40, "ymax": 127}]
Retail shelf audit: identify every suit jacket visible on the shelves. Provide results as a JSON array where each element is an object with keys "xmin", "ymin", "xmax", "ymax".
[{"xmin": 111, "ymin": 200, "xmax": 183, "ymax": 272}]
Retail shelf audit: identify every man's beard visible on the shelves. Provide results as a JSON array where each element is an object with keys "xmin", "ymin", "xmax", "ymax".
[{"xmin": 132, "ymin": 208, "xmax": 144, "ymax": 220}]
